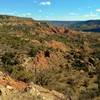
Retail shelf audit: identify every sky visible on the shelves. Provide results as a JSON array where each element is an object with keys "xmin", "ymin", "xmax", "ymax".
[{"xmin": 0, "ymin": 0, "xmax": 100, "ymax": 21}]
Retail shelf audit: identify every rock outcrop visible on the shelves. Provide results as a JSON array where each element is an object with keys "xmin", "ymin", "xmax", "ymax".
[{"xmin": 0, "ymin": 71, "xmax": 67, "ymax": 100}]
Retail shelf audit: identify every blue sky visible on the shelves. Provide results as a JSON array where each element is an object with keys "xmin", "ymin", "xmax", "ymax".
[{"xmin": 0, "ymin": 0, "xmax": 100, "ymax": 20}]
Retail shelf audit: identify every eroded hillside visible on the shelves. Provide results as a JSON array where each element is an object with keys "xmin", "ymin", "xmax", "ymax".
[{"xmin": 0, "ymin": 15, "xmax": 100, "ymax": 100}]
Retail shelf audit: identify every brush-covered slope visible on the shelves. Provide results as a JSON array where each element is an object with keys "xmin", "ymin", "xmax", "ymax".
[
  {"xmin": 70, "ymin": 20, "xmax": 100, "ymax": 32},
  {"xmin": 46, "ymin": 20, "xmax": 100, "ymax": 32},
  {"xmin": 0, "ymin": 15, "xmax": 72, "ymax": 35},
  {"xmin": 0, "ymin": 15, "xmax": 100, "ymax": 100}
]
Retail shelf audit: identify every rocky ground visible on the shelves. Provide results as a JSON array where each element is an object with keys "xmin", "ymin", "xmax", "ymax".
[
  {"xmin": 0, "ymin": 15, "xmax": 100, "ymax": 100},
  {"xmin": 0, "ymin": 71, "xmax": 67, "ymax": 100}
]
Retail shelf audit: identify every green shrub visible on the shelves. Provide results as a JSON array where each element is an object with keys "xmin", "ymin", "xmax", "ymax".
[
  {"xmin": 29, "ymin": 46, "xmax": 39, "ymax": 57},
  {"xmin": 92, "ymin": 50, "xmax": 100, "ymax": 59},
  {"xmin": 96, "ymin": 62, "xmax": 100, "ymax": 93},
  {"xmin": 72, "ymin": 60, "xmax": 86, "ymax": 68},
  {"xmin": 34, "ymin": 70, "xmax": 51, "ymax": 86},
  {"xmin": 1, "ymin": 52, "xmax": 19, "ymax": 65},
  {"xmin": 29, "ymin": 45, "xmax": 53, "ymax": 57},
  {"xmin": 4, "ymin": 65, "xmax": 13, "ymax": 73},
  {"xmin": 1, "ymin": 52, "xmax": 33, "ymax": 82},
  {"xmin": 3, "ymin": 65, "xmax": 33, "ymax": 83},
  {"xmin": 11, "ymin": 66, "xmax": 33, "ymax": 82},
  {"xmin": 79, "ymin": 89, "xmax": 99, "ymax": 100}
]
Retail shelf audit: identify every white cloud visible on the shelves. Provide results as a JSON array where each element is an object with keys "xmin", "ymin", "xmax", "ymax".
[
  {"xmin": 39, "ymin": 1, "xmax": 51, "ymax": 6},
  {"xmin": 96, "ymin": 9, "xmax": 100, "ymax": 12},
  {"xmin": 17, "ymin": 13, "xmax": 32, "ymax": 17},
  {"xmin": 69, "ymin": 12, "xmax": 78, "ymax": 16},
  {"xmin": 0, "ymin": 11, "xmax": 15, "ymax": 16},
  {"xmin": 84, "ymin": 12, "xmax": 98, "ymax": 18},
  {"xmin": 84, "ymin": 14, "xmax": 97, "ymax": 17},
  {"xmin": 0, "ymin": 11, "xmax": 33, "ymax": 18}
]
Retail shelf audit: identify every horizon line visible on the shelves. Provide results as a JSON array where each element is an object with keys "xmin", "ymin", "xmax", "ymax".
[{"xmin": 0, "ymin": 14, "xmax": 100, "ymax": 21}]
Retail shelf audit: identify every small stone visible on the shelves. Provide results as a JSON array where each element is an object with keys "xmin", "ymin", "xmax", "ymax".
[
  {"xmin": 6, "ymin": 85, "xmax": 13, "ymax": 90},
  {"xmin": 80, "ymin": 70, "xmax": 84, "ymax": 74}
]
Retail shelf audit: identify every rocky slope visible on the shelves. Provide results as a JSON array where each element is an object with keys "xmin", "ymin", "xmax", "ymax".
[
  {"xmin": 0, "ymin": 15, "xmax": 77, "ymax": 35},
  {"xmin": 0, "ymin": 15, "xmax": 100, "ymax": 100},
  {"xmin": 0, "ymin": 71, "xmax": 67, "ymax": 100}
]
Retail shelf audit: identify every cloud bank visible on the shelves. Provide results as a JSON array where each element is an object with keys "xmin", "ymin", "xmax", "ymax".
[{"xmin": 39, "ymin": 1, "xmax": 51, "ymax": 6}]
